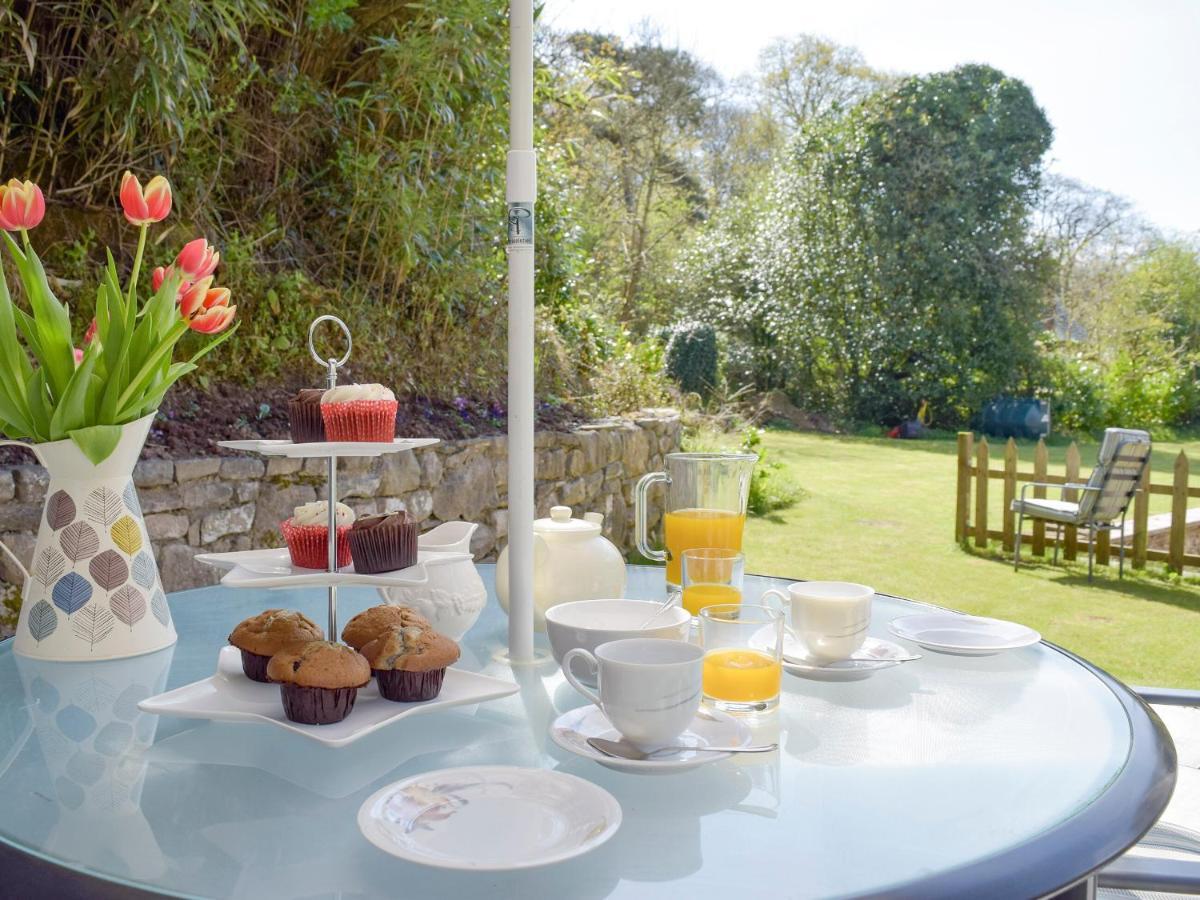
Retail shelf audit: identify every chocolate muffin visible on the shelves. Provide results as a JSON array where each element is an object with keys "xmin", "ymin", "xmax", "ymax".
[
  {"xmin": 288, "ymin": 388, "xmax": 327, "ymax": 443},
  {"xmin": 266, "ymin": 640, "xmax": 371, "ymax": 725},
  {"xmin": 347, "ymin": 510, "xmax": 418, "ymax": 574},
  {"xmin": 340, "ymin": 604, "xmax": 430, "ymax": 651},
  {"xmin": 359, "ymin": 624, "xmax": 460, "ymax": 702},
  {"xmin": 228, "ymin": 609, "xmax": 323, "ymax": 683}
]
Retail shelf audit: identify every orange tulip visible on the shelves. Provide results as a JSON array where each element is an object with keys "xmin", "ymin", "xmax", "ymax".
[
  {"xmin": 119, "ymin": 171, "xmax": 172, "ymax": 226},
  {"xmin": 188, "ymin": 300, "xmax": 237, "ymax": 335},
  {"xmin": 0, "ymin": 179, "xmax": 46, "ymax": 231},
  {"xmin": 84, "ymin": 318, "xmax": 97, "ymax": 345},
  {"xmin": 178, "ymin": 276, "xmax": 214, "ymax": 319},
  {"xmin": 175, "ymin": 237, "xmax": 219, "ymax": 280},
  {"xmin": 179, "ymin": 277, "xmax": 236, "ymax": 334}
]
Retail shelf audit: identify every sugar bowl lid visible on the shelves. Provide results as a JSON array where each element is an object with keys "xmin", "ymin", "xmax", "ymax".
[{"xmin": 533, "ymin": 505, "xmax": 602, "ymax": 535}]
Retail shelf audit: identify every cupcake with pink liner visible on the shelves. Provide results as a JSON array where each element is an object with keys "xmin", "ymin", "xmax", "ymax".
[
  {"xmin": 320, "ymin": 383, "xmax": 398, "ymax": 442},
  {"xmin": 281, "ymin": 500, "xmax": 356, "ymax": 570}
]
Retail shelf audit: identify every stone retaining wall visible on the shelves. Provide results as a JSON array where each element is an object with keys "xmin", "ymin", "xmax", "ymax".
[{"xmin": 0, "ymin": 409, "xmax": 680, "ymax": 595}]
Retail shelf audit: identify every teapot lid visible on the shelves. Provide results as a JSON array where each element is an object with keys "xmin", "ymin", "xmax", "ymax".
[{"xmin": 533, "ymin": 505, "xmax": 602, "ymax": 536}]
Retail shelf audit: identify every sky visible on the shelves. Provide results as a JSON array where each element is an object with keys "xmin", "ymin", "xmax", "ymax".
[{"xmin": 545, "ymin": 0, "xmax": 1200, "ymax": 236}]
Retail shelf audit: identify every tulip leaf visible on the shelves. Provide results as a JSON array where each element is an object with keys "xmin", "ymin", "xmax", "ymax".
[
  {"xmin": 189, "ymin": 319, "xmax": 240, "ymax": 365},
  {"xmin": 68, "ymin": 425, "xmax": 123, "ymax": 466},
  {"xmin": 4, "ymin": 233, "xmax": 74, "ymax": 401},
  {"xmin": 123, "ymin": 361, "xmax": 195, "ymax": 420},
  {"xmin": 24, "ymin": 368, "xmax": 51, "ymax": 441},
  {"xmin": 49, "ymin": 345, "xmax": 99, "ymax": 439},
  {"xmin": 114, "ymin": 320, "xmax": 187, "ymax": 419},
  {"xmin": 0, "ymin": 266, "xmax": 34, "ymax": 435}
]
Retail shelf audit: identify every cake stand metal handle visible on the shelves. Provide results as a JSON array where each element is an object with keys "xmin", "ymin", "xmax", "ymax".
[
  {"xmin": 307, "ymin": 314, "xmax": 353, "ymax": 638},
  {"xmin": 308, "ymin": 314, "xmax": 352, "ymax": 390}
]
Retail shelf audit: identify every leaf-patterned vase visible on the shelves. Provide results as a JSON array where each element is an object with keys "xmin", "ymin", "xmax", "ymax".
[{"xmin": 5, "ymin": 413, "xmax": 176, "ymax": 661}]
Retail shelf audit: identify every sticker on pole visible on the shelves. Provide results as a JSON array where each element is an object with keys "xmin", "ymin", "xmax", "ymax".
[{"xmin": 507, "ymin": 202, "xmax": 533, "ymax": 247}]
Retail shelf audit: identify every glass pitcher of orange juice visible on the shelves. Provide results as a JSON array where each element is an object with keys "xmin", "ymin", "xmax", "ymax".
[{"xmin": 635, "ymin": 452, "xmax": 757, "ymax": 589}]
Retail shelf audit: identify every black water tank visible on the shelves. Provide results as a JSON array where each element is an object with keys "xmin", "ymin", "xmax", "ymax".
[{"xmin": 981, "ymin": 397, "xmax": 1050, "ymax": 439}]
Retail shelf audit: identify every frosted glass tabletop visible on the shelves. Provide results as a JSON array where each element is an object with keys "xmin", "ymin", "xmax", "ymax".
[{"xmin": 0, "ymin": 566, "xmax": 1173, "ymax": 899}]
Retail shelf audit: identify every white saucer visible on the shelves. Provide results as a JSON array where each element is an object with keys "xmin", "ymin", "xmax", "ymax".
[
  {"xmin": 357, "ymin": 766, "xmax": 621, "ymax": 870},
  {"xmin": 550, "ymin": 705, "xmax": 751, "ymax": 774},
  {"xmin": 139, "ymin": 646, "xmax": 519, "ymax": 748},
  {"xmin": 781, "ymin": 635, "xmax": 916, "ymax": 681},
  {"xmin": 888, "ymin": 613, "xmax": 1040, "ymax": 656}
]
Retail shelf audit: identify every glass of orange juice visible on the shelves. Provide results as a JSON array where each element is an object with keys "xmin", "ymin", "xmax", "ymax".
[
  {"xmin": 699, "ymin": 604, "xmax": 783, "ymax": 713},
  {"xmin": 681, "ymin": 548, "xmax": 744, "ymax": 617}
]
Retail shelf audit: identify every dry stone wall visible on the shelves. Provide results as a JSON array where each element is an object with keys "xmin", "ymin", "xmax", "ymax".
[{"xmin": 0, "ymin": 410, "xmax": 680, "ymax": 594}]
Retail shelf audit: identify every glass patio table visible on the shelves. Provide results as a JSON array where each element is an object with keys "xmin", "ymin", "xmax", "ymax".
[{"xmin": 0, "ymin": 565, "xmax": 1175, "ymax": 899}]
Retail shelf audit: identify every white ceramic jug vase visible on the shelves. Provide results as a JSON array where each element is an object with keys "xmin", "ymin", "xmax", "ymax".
[{"xmin": 1, "ymin": 413, "xmax": 177, "ymax": 661}]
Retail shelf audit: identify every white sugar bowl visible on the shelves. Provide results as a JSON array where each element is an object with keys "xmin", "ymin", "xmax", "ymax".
[{"xmin": 496, "ymin": 506, "xmax": 627, "ymax": 631}]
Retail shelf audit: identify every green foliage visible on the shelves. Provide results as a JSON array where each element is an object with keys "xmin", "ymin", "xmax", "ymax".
[
  {"xmin": 664, "ymin": 321, "xmax": 719, "ymax": 398},
  {"xmin": 1035, "ymin": 340, "xmax": 1107, "ymax": 434},
  {"xmin": 581, "ymin": 331, "xmax": 672, "ymax": 417},
  {"xmin": 740, "ymin": 427, "xmax": 802, "ymax": 516}
]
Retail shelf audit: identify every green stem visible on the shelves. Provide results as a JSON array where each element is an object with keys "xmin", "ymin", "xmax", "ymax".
[{"xmin": 126, "ymin": 225, "xmax": 147, "ymax": 308}]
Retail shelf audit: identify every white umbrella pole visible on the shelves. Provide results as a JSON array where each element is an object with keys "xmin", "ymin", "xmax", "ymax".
[{"xmin": 505, "ymin": 0, "xmax": 536, "ymax": 664}]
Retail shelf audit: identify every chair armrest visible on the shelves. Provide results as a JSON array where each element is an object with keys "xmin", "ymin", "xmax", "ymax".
[
  {"xmin": 1099, "ymin": 856, "xmax": 1200, "ymax": 893},
  {"xmin": 1018, "ymin": 482, "xmax": 1099, "ymax": 502},
  {"xmin": 1132, "ymin": 687, "xmax": 1200, "ymax": 707}
]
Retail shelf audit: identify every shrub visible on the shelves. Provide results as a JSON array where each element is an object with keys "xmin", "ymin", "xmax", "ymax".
[
  {"xmin": 741, "ymin": 427, "xmax": 802, "ymax": 516},
  {"xmin": 1035, "ymin": 345, "xmax": 1107, "ymax": 435},
  {"xmin": 664, "ymin": 321, "xmax": 720, "ymax": 399},
  {"xmin": 581, "ymin": 331, "xmax": 672, "ymax": 417}
]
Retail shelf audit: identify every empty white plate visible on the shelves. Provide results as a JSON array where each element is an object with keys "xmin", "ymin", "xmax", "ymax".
[
  {"xmin": 781, "ymin": 635, "xmax": 917, "ymax": 681},
  {"xmin": 357, "ymin": 766, "xmax": 621, "ymax": 870},
  {"xmin": 888, "ymin": 613, "xmax": 1040, "ymax": 656},
  {"xmin": 550, "ymin": 704, "xmax": 751, "ymax": 774},
  {"xmin": 139, "ymin": 646, "xmax": 519, "ymax": 748}
]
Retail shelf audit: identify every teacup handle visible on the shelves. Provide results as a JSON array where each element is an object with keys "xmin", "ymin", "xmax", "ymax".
[
  {"xmin": 760, "ymin": 588, "xmax": 799, "ymax": 640},
  {"xmin": 562, "ymin": 648, "xmax": 603, "ymax": 708},
  {"xmin": 760, "ymin": 588, "xmax": 789, "ymax": 620}
]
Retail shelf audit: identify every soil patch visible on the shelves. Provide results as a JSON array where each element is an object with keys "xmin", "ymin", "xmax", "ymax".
[{"xmin": 0, "ymin": 382, "xmax": 584, "ymax": 462}]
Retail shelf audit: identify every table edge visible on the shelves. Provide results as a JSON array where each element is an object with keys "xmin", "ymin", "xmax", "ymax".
[{"xmin": 0, "ymin": 569, "xmax": 1180, "ymax": 899}]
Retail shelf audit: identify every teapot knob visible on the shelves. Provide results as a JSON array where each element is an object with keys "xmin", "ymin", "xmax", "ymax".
[{"xmin": 550, "ymin": 505, "xmax": 572, "ymax": 522}]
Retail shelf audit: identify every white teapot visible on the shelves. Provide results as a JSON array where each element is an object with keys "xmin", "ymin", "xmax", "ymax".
[{"xmin": 496, "ymin": 506, "xmax": 627, "ymax": 631}]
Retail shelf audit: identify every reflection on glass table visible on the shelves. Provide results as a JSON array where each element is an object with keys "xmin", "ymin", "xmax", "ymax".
[{"xmin": 0, "ymin": 565, "xmax": 1174, "ymax": 899}]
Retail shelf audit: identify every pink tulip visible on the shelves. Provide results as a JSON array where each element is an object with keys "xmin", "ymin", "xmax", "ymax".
[
  {"xmin": 0, "ymin": 179, "xmax": 46, "ymax": 231},
  {"xmin": 175, "ymin": 238, "xmax": 219, "ymax": 280},
  {"xmin": 119, "ymin": 171, "xmax": 172, "ymax": 226},
  {"xmin": 73, "ymin": 347, "xmax": 84, "ymax": 365}
]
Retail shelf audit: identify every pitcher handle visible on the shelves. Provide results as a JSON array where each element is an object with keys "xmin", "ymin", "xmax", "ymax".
[
  {"xmin": 634, "ymin": 470, "xmax": 669, "ymax": 563},
  {"xmin": 0, "ymin": 440, "xmax": 42, "ymax": 586}
]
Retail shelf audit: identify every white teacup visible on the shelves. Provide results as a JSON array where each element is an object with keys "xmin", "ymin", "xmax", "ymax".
[
  {"xmin": 762, "ymin": 581, "xmax": 874, "ymax": 662},
  {"xmin": 562, "ymin": 638, "xmax": 703, "ymax": 749},
  {"xmin": 545, "ymin": 599, "xmax": 692, "ymax": 687}
]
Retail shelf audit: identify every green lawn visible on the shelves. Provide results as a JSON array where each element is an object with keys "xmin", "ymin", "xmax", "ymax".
[{"xmin": 737, "ymin": 428, "xmax": 1200, "ymax": 688}]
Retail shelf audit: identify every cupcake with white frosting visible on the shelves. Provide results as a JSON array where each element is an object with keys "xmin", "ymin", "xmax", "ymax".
[
  {"xmin": 320, "ymin": 383, "xmax": 398, "ymax": 442},
  {"xmin": 281, "ymin": 500, "xmax": 356, "ymax": 569}
]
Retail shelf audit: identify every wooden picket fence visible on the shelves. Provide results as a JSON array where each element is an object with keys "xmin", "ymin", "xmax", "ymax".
[{"xmin": 955, "ymin": 432, "xmax": 1200, "ymax": 573}]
